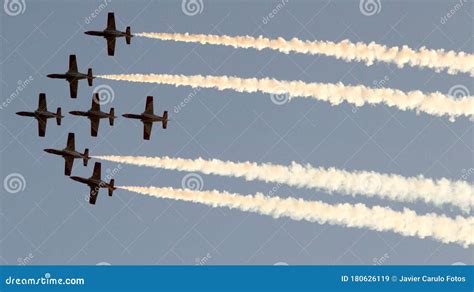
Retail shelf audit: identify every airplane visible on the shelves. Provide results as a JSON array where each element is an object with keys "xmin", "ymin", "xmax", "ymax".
[
  {"xmin": 122, "ymin": 96, "xmax": 168, "ymax": 140},
  {"xmin": 84, "ymin": 12, "xmax": 132, "ymax": 56},
  {"xmin": 69, "ymin": 93, "xmax": 116, "ymax": 137},
  {"xmin": 47, "ymin": 55, "xmax": 94, "ymax": 98},
  {"xmin": 16, "ymin": 93, "xmax": 63, "ymax": 137},
  {"xmin": 44, "ymin": 133, "xmax": 90, "ymax": 176},
  {"xmin": 70, "ymin": 162, "xmax": 116, "ymax": 205}
]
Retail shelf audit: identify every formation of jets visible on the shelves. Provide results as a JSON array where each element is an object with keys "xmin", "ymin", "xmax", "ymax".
[{"xmin": 15, "ymin": 13, "xmax": 167, "ymax": 204}]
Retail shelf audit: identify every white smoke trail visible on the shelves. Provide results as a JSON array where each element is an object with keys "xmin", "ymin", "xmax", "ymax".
[
  {"xmin": 119, "ymin": 186, "xmax": 474, "ymax": 247},
  {"xmin": 94, "ymin": 156, "xmax": 474, "ymax": 213},
  {"xmin": 97, "ymin": 74, "xmax": 474, "ymax": 120},
  {"xmin": 135, "ymin": 32, "xmax": 474, "ymax": 76}
]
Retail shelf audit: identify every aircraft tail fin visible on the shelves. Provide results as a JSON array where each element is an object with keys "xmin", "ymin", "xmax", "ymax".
[
  {"xmin": 87, "ymin": 68, "xmax": 94, "ymax": 86},
  {"xmin": 56, "ymin": 108, "xmax": 62, "ymax": 125},
  {"xmin": 109, "ymin": 108, "xmax": 115, "ymax": 126},
  {"xmin": 108, "ymin": 179, "xmax": 115, "ymax": 196},
  {"xmin": 162, "ymin": 111, "xmax": 168, "ymax": 129},
  {"xmin": 125, "ymin": 27, "xmax": 132, "ymax": 44},
  {"xmin": 83, "ymin": 149, "xmax": 89, "ymax": 166}
]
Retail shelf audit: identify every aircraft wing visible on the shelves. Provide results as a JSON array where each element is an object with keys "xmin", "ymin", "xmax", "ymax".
[
  {"xmin": 64, "ymin": 157, "xmax": 74, "ymax": 176},
  {"xmin": 38, "ymin": 93, "xmax": 47, "ymax": 111},
  {"xmin": 107, "ymin": 13, "xmax": 116, "ymax": 31},
  {"xmin": 106, "ymin": 37, "xmax": 116, "ymax": 56},
  {"xmin": 66, "ymin": 133, "xmax": 75, "ymax": 151},
  {"xmin": 91, "ymin": 162, "xmax": 101, "ymax": 180},
  {"xmin": 145, "ymin": 96, "xmax": 154, "ymax": 114},
  {"xmin": 143, "ymin": 121, "xmax": 153, "ymax": 140},
  {"xmin": 89, "ymin": 187, "xmax": 98, "ymax": 205},
  {"xmin": 91, "ymin": 95, "xmax": 100, "ymax": 112},
  {"xmin": 69, "ymin": 55, "xmax": 78, "ymax": 72},
  {"xmin": 37, "ymin": 117, "xmax": 47, "ymax": 137},
  {"xmin": 69, "ymin": 79, "xmax": 78, "ymax": 98},
  {"xmin": 90, "ymin": 117, "xmax": 100, "ymax": 137}
]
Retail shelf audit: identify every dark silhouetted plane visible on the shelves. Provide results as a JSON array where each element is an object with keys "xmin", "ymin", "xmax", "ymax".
[
  {"xmin": 122, "ymin": 96, "xmax": 168, "ymax": 140},
  {"xmin": 44, "ymin": 133, "xmax": 90, "ymax": 176},
  {"xmin": 70, "ymin": 162, "xmax": 116, "ymax": 205},
  {"xmin": 16, "ymin": 93, "xmax": 63, "ymax": 137},
  {"xmin": 69, "ymin": 93, "xmax": 116, "ymax": 137},
  {"xmin": 47, "ymin": 55, "xmax": 94, "ymax": 98},
  {"xmin": 84, "ymin": 12, "xmax": 132, "ymax": 56}
]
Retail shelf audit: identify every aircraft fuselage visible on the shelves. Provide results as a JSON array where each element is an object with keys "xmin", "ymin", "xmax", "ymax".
[
  {"xmin": 47, "ymin": 72, "xmax": 88, "ymax": 81},
  {"xmin": 69, "ymin": 110, "xmax": 112, "ymax": 119},
  {"xmin": 85, "ymin": 29, "xmax": 126, "ymax": 38},
  {"xmin": 16, "ymin": 110, "xmax": 57, "ymax": 119},
  {"xmin": 43, "ymin": 148, "xmax": 84, "ymax": 159},
  {"xmin": 122, "ymin": 113, "xmax": 165, "ymax": 122},
  {"xmin": 70, "ymin": 176, "xmax": 113, "ymax": 191}
]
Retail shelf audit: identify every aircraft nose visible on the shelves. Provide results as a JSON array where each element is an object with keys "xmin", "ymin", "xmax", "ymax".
[
  {"xmin": 43, "ymin": 149, "xmax": 53, "ymax": 153},
  {"xmin": 46, "ymin": 74, "xmax": 54, "ymax": 78}
]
